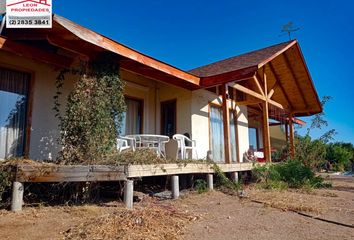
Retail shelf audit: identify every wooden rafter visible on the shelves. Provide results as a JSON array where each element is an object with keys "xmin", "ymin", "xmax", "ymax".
[
  {"xmin": 47, "ymin": 36, "xmax": 91, "ymax": 60},
  {"xmin": 236, "ymin": 99, "xmax": 262, "ymax": 106},
  {"xmin": 282, "ymin": 53, "xmax": 308, "ymax": 109},
  {"xmin": 267, "ymin": 88, "xmax": 275, "ymax": 99},
  {"xmin": 268, "ymin": 99, "xmax": 284, "ymax": 110},
  {"xmin": 0, "ymin": 36, "xmax": 71, "ymax": 68},
  {"xmin": 252, "ymin": 75, "xmax": 265, "ymax": 96},
  {"xmin": 268, "ymin": 62, "xmax": 293, "ymax": 110},
  {"xmin": 230, "ymin": 81, "xmax": 284, "ymax": 109},
  {"xmin": 229, "ymin": 83, "xmax": 266, "ymax": 101}
]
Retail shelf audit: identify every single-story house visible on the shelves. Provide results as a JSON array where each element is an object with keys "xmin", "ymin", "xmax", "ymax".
[{"xmin": 0, "ymin": 14, "xmax": 322, "ymax": 163}]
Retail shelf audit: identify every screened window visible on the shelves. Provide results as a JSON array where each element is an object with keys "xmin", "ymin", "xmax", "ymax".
[
  {"xmin": 209, "ymin": 105, "xmax": 224, "ymax": 162},
  {"xmin": 0, "ymin": 67, "xmax": 30, "ymax": 159},
  {"xmin": 120, "ymin": 97, "xmax": 143, "ymax": 135}
]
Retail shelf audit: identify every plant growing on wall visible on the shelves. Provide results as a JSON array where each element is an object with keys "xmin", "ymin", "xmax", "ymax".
[{"xmin": 54, "ymin": 53, "xmax": 126, "ymax": 164}]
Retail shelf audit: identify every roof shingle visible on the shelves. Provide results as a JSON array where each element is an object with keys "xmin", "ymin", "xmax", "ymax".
[{"xmin": 189, "ymin": 40, "xmax": 295, "ymax": 77}]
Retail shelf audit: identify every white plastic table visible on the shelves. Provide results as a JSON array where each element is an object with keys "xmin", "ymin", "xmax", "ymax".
[{"xmin": 124, "ymin": 134, "xmax": 170, "ymax": 157}]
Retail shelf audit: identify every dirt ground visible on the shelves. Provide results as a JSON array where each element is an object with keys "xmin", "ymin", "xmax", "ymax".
[{"xmin": 0, "ymin": 176, "xmax": 353, "ymax": 240}]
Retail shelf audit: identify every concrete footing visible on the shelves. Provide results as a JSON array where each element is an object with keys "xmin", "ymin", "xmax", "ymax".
[
  {"xmin": 207, "ymin": 174, "xmax": 213, "ymax": 190},
  {"xmin": 124, "ymin": 179, "xmax": 134, "ymax": 209},
  {"xmin": 171, "ymin": 175, "xmax": 179, "ymax": 199},
  {"xmin": 11, "ymin": 181, "xmax": 24, "ymax": 212},
  {"xmin": 230, "ymin": 172, "xmax": 239, "ymax": 183}
]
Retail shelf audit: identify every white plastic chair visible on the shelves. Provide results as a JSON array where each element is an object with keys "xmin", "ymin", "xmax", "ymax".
[
  {"xmin": 117, "ymin": 137, "xmax": 131, "ymax": 152},
  {"xmin": 172, "ymin": 134, "xmax": 197, "ymax": 160}
]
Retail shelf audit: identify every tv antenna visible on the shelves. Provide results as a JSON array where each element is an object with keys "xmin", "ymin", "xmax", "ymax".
[{"xmin": 280, "ymin": 22, "xmax": 300, "ymax": 40}]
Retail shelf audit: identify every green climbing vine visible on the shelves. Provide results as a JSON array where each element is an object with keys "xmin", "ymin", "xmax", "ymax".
[{"xmin": 53, "ymin": 53, "xmax": 126, "ymax": 164}]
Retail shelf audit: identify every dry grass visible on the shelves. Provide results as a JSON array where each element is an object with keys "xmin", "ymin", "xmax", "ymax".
[
  {"xmin": 63, "ymin": 198, "xmax": 195, "ymax": 240},
  {"xmin": 247, "ymin": 188, "xmax": 327, "ymax": 214}
]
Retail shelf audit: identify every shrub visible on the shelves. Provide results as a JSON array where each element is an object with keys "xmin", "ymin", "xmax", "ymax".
[
  {"xmin": 213, "ymin": 164, "xmax": 241, "ymax": 191},
  {"xmin": 253, "ymin": 160, "xmax": 330, "ymax": 189},
  {"xmin": 54, "ymin": 54, "xmax": 126, "ymax": 165},
  {"xmin": 194, "ymin": 179, "xmax": 208, "ymax": 194}
]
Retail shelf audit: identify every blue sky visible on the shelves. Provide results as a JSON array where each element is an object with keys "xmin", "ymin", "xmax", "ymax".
[{"xmin": 54, "ymin": 0, "xmax": 354, "ymax": 143}]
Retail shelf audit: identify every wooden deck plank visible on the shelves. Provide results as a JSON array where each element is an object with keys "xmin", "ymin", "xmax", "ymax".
[
  {"xmin": 126, "ymin": 163, "xmax": 254, "ymax": 178},
  {"xmin": 16, "ymin": 165, "xmax": 126, "ymax": 182},
  {"xmin": 14, "ymin": 163, "xmax": 256, "ymax": 182}
]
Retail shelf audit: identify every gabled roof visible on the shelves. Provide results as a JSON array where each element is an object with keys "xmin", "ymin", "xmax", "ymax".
[
  {"xmin": 189, "ymin": 40, "xmax": 295, "ymax": 77},
  {"xmin": 0, "ymin": 14, "xmax": 322, "ymax": 116}
]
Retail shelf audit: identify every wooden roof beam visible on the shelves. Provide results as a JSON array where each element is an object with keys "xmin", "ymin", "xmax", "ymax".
[
  {"xmin": 47, "ymin": 36, "xmax": 91, "ymax": 60},
  {"xmin": 282, "ymin": 53, "xmax": 309, "ymax": 109},
  {"xmin": 0, "ymin": 36, "xmax": 72, "ymax": 68},
  {"xmin": 252, "ymin": 75, "xmax": 265, "ymax": 96},
  {"xmin": 229, "ymin": 82, "xmax": 266, "ymax": 101},
  {"xmin": 229, "ymin": 81, "xmax": 284, "ymax": 110}
]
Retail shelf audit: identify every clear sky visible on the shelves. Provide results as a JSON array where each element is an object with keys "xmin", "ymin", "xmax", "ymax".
[{"xmin": 54, "ymin": 0, "xmax": 354, "ymax": 143}]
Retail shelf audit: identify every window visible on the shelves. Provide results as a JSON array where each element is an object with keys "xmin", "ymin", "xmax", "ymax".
[
  {"xmin": 161, "ymin": 100, "xmax": 176, "ymax": 138},
  {"xmin": 120, "ymin": 97, "xmax": 143, "ymax": 135},
  {"xmin": 248, "ymin": 127, "xmax": 259, "ymax": 150},
  {"xmin": 0, "ymin": 67, "xmax": 30, "ymax": 159},
  {"xmin": 209, "ymin": 105, "xmax": 224, "ymax": 162}
]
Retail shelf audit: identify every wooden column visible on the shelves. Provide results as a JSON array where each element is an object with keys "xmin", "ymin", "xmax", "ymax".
[
  {"xmin": 289, "ymin": 113, "xmax": 295, "ymax": 158},
  {"xmin": 221, "ymin": 84, "xmax": 231, "ymax": 163},
  {"xmin": 262, "ymin": 70, "xmax": 271, "ymax": 162},
  {"xmin": 285, "ymin": 122, "xmax": 289, "ymax": 143}
]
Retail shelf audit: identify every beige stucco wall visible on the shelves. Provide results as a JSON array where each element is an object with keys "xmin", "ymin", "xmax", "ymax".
[
  {"xmin": 0, "ymin": 52, "xmax": 193, "ymax": 161},
  {"xmin": 1, "ymin": 51, "xmax": 251, "ymax": 162},
  {"xmin": 191, "ymin": 89, "xmax": 249, "ymax": 162},
  {"xmin": 0, "ymin": 51, "xmax": 77, "ymax": 160}
]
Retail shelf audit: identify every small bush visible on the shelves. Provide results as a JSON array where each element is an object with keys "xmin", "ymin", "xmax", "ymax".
[
  {"xmin": 194, "ymin": 179, "xmax": 208, "ymax": 194},
  {"xmin": 213, "ymin": 164, "xmax": 241, "ymax": 191},
  {"xmin": 253, "ymin": 160, "xmax": 330, "ymax": 189}
]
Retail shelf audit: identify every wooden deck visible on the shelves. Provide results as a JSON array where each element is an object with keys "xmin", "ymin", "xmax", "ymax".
[
  {"xmin": 14, "ymin": 162, "xmax": 255, "ymax": 182},
  {"xmin": 10, "ymin": 162, "xmax": 256, "ymax": 211}
]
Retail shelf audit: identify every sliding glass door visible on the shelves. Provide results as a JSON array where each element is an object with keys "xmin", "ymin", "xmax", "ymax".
[
  {"xmin": 0, "ymin": 67, "xmax": 30, "ymax": 159},
  {"xmin": 209, "ymin": 105, "xmax": 224, "ymax": 162},
  {"xmin": 230, "ymin": 111, "xmax": 238, "ymax": 162}
]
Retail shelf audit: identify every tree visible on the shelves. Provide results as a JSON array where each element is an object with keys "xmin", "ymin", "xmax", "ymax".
[
  {"xmin": 327, "ymin": 142, "xmax": 354, "ymax": 171},
  {"xmin": 293, "ymin": 96, "xmax": 335, "ymax": 169}
]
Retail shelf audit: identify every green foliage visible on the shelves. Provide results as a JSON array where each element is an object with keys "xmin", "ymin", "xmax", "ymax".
[
  {"xmin": 194, "ymin": 179, "xmax": 208, "ymax": 194},
  {"xmin": 0, "ymin": 164, "xmax": 13, "ymax": 206},
  {"xmin": 294, "ymin": 96, "xmax": 336, "ymax": 170},
  {"xmin": 212, "ymin": 164, "xmax": 241, "ymax": 191},
  {"xmin": 252, "ymin": 160, "xmax": 330, "ymax": 189},
  {"xmin": 326, "ymin": 142, "xmax": 354, "ymax": 171},
  {"xmin": 54, "ymin": 54, "xmax": 126, "ymax": 164}
]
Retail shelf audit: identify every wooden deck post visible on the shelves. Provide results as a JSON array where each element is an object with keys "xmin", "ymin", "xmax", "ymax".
[
  {"xmin": 221, "ymin": 83, "xmax": 231, "ymax": 163},
  {"xmin": 124, "ymin": 179, "xmax": 134, "ymax": 209},
  {"xmin": 207, "ymin": 174, "xmax": 214, "ymax": 190},
  {"xmin": 230, "ymin": 172, "xmax": 239, "ymax": 183},
  {"xmin": 11, "ymin": 181, "xmax": 24, "ymax": 212},
  {"xmin": 171, "ymin": 175, "xmax": 179, "ymax": 199},
  {"xmin": 289, "ymin": 113, "xmax": 295, "ymax": 158},
  {"xmin": 262, "ymin": 69, "xmax": 271, "ymax": 162}
]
